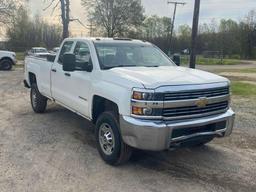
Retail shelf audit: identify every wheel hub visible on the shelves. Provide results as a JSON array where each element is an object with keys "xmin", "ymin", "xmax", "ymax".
[
  {"xmin": 99, "ymin": 123, "xmax": 115, "ymax": 155},
  {"xmin": 32, "ymin": 89, "xmax": 37, "ymax": 107}
]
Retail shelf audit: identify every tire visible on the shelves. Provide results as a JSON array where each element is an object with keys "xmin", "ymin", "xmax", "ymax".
[
  {"xmin": 30, "ymin": 84, "xmax": 47, "ymax": 113},
  {"xmin": 0, "ymin": 59, "xmax": 13, "ymax": 70},
  {"xmin": 96, "ymin": 111, "xmax": 132, "ymax": 165}
]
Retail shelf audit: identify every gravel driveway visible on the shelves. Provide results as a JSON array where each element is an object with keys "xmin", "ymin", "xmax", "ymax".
[{"xmin": 0, "ymin": 69, "xmax": 256, "ymax": 192}]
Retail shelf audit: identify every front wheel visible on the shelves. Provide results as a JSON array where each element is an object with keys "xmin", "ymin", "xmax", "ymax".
[
  {"xmin": 0, "ymin": 59, "xmax": 13, "ymax": 70},
  {"xmin": 96, "ymin": 111, "xmax": 132, "ymax": 165},
  {"xmin": 30, "ymin": 84, "xmax": 47, "ymax": 113}
]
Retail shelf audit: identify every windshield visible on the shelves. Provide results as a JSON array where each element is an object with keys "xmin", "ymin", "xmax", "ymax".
[
  {"xmin": 35, "ymin": 48, "xmax": 48, "ymax": 53},
  {"xmin": 94, "ymin": 42, "xmax": 175, "ymax": 69}
]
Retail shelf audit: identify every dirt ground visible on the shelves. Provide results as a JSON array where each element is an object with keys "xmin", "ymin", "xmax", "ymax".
[{"xmin": 0, "ymin": 68, "xmax": 256, "ymax": 192}]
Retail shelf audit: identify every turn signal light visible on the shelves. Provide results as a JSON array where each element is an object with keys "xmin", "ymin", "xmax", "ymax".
[
  {"xmin": 132, "ymin": 91, "xmax": 154, "ymax": 100},
  {"xmin": 132, "ymin": 106, "xmax": 153, "ymax": 116}
]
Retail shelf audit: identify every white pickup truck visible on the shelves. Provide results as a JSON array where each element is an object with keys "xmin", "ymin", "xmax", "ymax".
[
  {"xmin": 24, "ymin": 38, "xmax": 235, "ymax": 165},
  {"xmin": 0, "ymin": 50, "xmax": 16, "ymax": 70}
]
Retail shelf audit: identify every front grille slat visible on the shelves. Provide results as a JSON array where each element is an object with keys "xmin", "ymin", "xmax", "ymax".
[
  {"xmin": 164, "ymin": 87, "xmax": 229, "ymax": 101},
  {"xmin": 165, "ymin": 90, "xmax": 228, "ymax": 97},
  {"xmin": 163, "ymin": 105, "xmax": 228, "ymax": 117},
  {"xmin": 165, "ymin": 92, "xmax": 228, "ymax": 99},
  {"xmin": 162, "ymin": 86, "xmax": 229, "ymax": 119},
  {"xmin": 164, "ymin": 102, "xmax": 227, "ymax": 113}
]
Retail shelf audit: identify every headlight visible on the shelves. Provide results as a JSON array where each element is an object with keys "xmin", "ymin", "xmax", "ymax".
[
  {"xmin": 132, "ymin": 90, "xmax": 154, "ymax": 100},
  {"xmin": 131, "ymin": 88, "xmax": 162, "ymax": 117}
]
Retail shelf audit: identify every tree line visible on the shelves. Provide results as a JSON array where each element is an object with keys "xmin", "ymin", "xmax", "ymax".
[
  {"xmin": 5, "ymin": 6, "xmax": 62, "ymax": 51},
  {"xmin": 135, "ymin": 13, "xmax": 256, "ymax": 59},
  {"xmin": 1, "ymin": 0, "xmax": 256, "ymax": 59}
]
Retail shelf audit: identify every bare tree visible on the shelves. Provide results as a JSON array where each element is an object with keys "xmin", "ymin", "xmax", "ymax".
[
  {"xmin": 60, "ymin": 0, "xmax": 70, "ymax": 39},
  {"xmin": 44, "ymin": 0, "xmax": 70, "ymax": 39},
  {"xmin": 82, "ymin": 0, "xmax": 144, "ymax": 37},
  {"xmin": 0, "ymin": 0, "xmax": 17, "ymax": 25}
]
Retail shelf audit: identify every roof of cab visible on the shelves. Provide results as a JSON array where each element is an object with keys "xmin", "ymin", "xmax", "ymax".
[
  {"xmin": 32, "ymin": 47, "xmax": 47, "ymax": 49},
  {"xmin": 64, "ymin": 37, "xmax": 152, "ymax": 45}
]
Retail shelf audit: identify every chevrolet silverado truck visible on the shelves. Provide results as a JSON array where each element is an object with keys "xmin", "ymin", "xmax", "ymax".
[
  {"xmin": 0, "ymin": 50, "xmax": 16, "ymax": 70},
  {"xmin": 24, "ymin": 38, "xmax": 235, "ymax": 165}
]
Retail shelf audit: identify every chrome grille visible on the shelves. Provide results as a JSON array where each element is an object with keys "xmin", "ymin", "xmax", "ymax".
[
  {"xmin": 164, "ymin": 87, "xmax": 229, "ymax": 101},
  {"xmin": 163, "ymin": 101, "xmax": 228, "ymax": 119}
]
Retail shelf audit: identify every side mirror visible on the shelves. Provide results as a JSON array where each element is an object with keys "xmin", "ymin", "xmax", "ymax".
[
  {"xmin": 85, "ymin": 58, "xmax": 93, "ymax": 72},
  {"xmin": 172, "ymin": 54, "xmax": 181, "ymax": 66},
  {"xmin": 63, "ymin": 53, "xmax": 75, "ymax": 72}
]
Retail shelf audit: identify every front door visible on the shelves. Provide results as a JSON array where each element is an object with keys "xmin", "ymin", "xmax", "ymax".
[
  {"xmin": 51, "ymin": 40, "xmax": 93, "ymax": 118},
  {"xmin": 51, "ymin": 40, "xmax": 75, "ymax": 107}
]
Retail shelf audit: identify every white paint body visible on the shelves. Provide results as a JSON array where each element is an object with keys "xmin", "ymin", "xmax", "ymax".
[
  {"xmin": 24, "ymin": 38, "xmax": 229, "ymax": 120},
  {"xmin": 0, "ymin": 50, "xmax": 16, "ymax": 63}
]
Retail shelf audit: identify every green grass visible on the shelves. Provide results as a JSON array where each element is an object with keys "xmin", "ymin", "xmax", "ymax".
[
  {"xmin": 14, "ymin": 64, "xmax": 24, "ymax": 69},
  {"xmin": 231, "ymin": 81, "xmax": 256, "ymax": 96},
  {"xmin": 181, "ymin": 55, "xmax": 241, "ymax": 65},
  {"xmin": 235, "ymin": 68, "xmax": 256, "ymax": 73},
  {"xmin": 16, "ymin": 52, "xmax": 25, "ymax": 61},
  {"xmin": 216, "ymin": 68, "xmax": 256, "ymax": 74}
]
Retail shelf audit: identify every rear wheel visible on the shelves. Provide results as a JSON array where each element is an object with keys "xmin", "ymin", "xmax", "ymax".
[
  {"xmin": 30, "ymin": 84, "xmax": 47, "ymax": 113},
  {"xmin": 0, "ymin": 59, "xmax": 13, "ymax": 70},
  {"xmin": 96, "ymin": 111, "xmax": 132, "ymax": 165}
]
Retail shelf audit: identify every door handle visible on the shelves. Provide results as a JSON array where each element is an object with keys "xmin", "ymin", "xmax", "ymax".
[
  {"xmin": 64, "ymin": 73, "xmax": 71, "ymax": 77},
  {"xmin": 51, "ymin": 69, "xmax": 57, "ymax": 72}
]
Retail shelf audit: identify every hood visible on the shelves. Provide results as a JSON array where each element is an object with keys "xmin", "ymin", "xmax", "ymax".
[
  {"xmin": 0, "ymin": 50, "xmax": 15, "ymax": 55},
  {"xmin": 105, "ymin": 66, "xmax": 228, "ymax": 89}
]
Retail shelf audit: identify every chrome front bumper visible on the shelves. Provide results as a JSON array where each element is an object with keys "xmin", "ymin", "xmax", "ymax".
[{"xmin": 120, "ymin": 109, "xmax": 235, "ymax": 151}]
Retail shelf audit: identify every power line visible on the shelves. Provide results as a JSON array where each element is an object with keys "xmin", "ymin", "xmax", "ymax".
[
  {"xmin": 69, "ymin": 18, "xmax": 96, "ymax": 37},
  {"xmin": 167, "ymin": 1, "xmax": 186, "ymax": 55}
]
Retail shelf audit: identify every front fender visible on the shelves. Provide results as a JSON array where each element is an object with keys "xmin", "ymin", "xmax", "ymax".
[{"xmin": 91, "ymin": 81, "xmax": 132, "ymax": 117}]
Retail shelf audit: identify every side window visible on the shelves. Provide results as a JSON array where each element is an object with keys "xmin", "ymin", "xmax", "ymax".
[
  {"xmin": 58, "ymin": 41, "xmax": 74, "ymax": 64},
  {"xmin": 73, "ymin": 41, "xmax": 92, "ymax": 70}
]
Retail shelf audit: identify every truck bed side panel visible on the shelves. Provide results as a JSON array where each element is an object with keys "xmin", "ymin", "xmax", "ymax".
[{"xmin": 25, "ymin": 56, "xmax": 53, "ymax": 98}]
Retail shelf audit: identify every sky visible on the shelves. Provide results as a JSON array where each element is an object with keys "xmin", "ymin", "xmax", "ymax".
[{"xmin": 23, "ymin": 0, "xmax": 256, "ymax": 36}]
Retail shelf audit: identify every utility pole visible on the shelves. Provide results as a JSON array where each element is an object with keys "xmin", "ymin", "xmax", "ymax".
[
  {"xmin": 189, "ymin": 0, "xmax": 201, "ymax": 68},
  {"xmin": 167, "ymin": 1, "xmax": 185, "ymax": 55}
]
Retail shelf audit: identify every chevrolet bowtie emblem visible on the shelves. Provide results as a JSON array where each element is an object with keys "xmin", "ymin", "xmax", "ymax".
[{"xmin": 196, "ymin": 97, "xmax": 208, "ymax": 108}]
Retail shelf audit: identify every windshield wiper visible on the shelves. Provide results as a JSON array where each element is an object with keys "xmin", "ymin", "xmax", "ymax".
[
  {"xmin": 144, "ymin": 65, "xmax": 160, "ymax": 67},
  {"xmin": 103, "ymin": 65, "xmax": 136, "ymax": 70}
]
